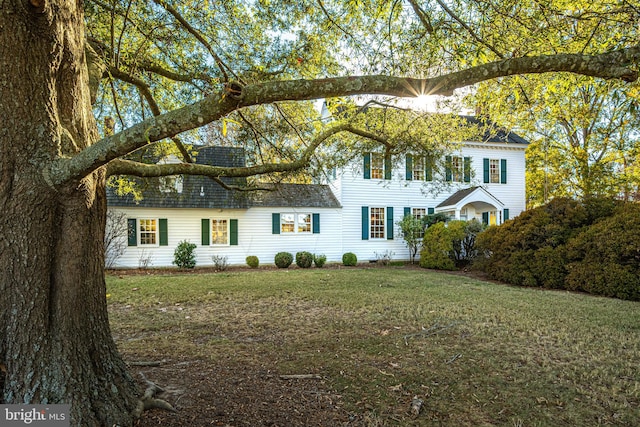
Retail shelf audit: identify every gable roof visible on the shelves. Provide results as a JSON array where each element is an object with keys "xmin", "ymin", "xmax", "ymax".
[
  {"xmin": 436, "ymin": 186, "xmax": 504, "ymax": 211},
  {"xmin": 107, "ymin": 146, "xmax": 341, "ymax": 210}
]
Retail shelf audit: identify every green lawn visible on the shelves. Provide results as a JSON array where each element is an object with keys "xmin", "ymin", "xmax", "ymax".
[{"xmin": 107, "ymin": 267, "xmax": 640, "ymax": 426}]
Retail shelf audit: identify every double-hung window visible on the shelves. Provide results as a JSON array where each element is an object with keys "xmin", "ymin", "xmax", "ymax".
[
  {"xmin": 128, "ymin": 218, "xmax": 168, "ymax": 247},
  {"xmin": 370, "ymin": 153, "xmax": 384, "ymax": 179},
  {"xmin": 370, "ymin": 207, "xmax": 385, "ymax": 239},
  {"xmin": 412, "ymin": 156, "xmax": 425, "ymax": 181},
  {"xmin": 272, "ymin": 213, "xmax": 319, "ymax": 234},
  {"xmin": 201, "ymin": 218, "xmax": 238, "ymax": 246},
  {"xmin": 483, "ymin": 158, "xmax": 507, "ymax": 184},
  {"xmin": 412, "ymin": 208, "xmax": 426, "ymax": 220}
]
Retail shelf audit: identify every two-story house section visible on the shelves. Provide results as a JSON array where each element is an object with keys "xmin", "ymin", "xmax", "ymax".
[
  {"xmin": 106, "ymin": 116, "xmax": 528, "ymax": 267},
  {"xmin": 327, "ymin": 115, "xmax": 528, "ymax": 263}
]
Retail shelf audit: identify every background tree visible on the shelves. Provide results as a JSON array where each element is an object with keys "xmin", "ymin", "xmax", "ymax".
[{"xmin": 2, "ymin": 0, "xmax": 640, "ymax": 425}]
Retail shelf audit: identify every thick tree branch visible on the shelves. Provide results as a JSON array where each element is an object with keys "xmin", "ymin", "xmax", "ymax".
[
  {"xmin": 106, "ymin": 123, "xmax": 356, "ymax": 178},
  {"xmin": 49, "ymin": 45, "xmax": 640, "ymax": 185}
]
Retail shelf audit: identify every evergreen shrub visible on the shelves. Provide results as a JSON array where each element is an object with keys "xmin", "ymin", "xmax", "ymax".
[
  {"xmin": 342, "ymin": 252, "xmax": 357, "ymax": 266},
  {"xmin": 173, "ymin": 240, "xmax": 197, "ymax": 269},
  {"xmin": 295, "ymin": 251, "xmax": 313, "ymax": 268},
  {"xmin": 274, "ymin": 252, "xmax": 293, "ymax": 268},
  {"xmin": 246, "ymin": 255, "xmax": 259, "ymax": 269}
]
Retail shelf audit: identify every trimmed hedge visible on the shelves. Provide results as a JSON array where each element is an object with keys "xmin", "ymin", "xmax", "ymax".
[
  {"xmin": 246, "ymin": 255, "xmax": 259, "ymax": 269},
  {"xmin": 274, "ymin": 252, "xmax": 293, "ymax": 268},
  {"xmin": 313, "ymin": 254, "xmax": 327, "ymax": 268},
  {"xmin": 295, "ymin": 251, "xmax": 313, "ymax": 268},
  {"xmin": 342, "ymin": 252, "xmax": 357, "ymax": 266}
]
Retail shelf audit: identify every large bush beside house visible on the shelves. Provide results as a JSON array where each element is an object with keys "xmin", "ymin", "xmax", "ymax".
[
  {"xmin": 475, "ymin": 198, "xmax": 639, "ymax": 300},
  {"xmin": 274, "ymin": 252, "xmax": 293, "ymax": 268},
  {"xmin": 173, "ymin": 240, "xmax": 197, "ymax": 269}
]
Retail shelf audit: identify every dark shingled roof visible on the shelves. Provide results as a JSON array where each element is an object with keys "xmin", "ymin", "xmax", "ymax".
[
  {"xmin": 107, "ymin": 146, "xmax": 341, "ymax": 209},
  {"xmin": 461, "ymin": 115, "xmax": 529, "ymax": 145},
  {"xmin": 250, "ymin": 183, "xmax": 341, "ymax": 208},
  {"xmin": 107, "ymin": 146, "xmax": 250, "ymax": 209}
]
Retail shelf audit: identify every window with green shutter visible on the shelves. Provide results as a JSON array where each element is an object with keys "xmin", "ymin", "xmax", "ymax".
[
  {"xmin": 230, "ymin": 219, "xmax": 238, "ymax": 245},
  {"xmin": 272, "ymin": 213, "xmax": 280, "ymax": 234},
  {"xmin": 361, "ymin": 206, "xmax": 369, "ymax": 240},
  {"xmin": 405, "ymin": 154, "xmax": 413, "ymax": 180},
  {"xmin": 363, "ymin": 153, "xmax": 371, "ymax": 179},
  {"xmin": 312, "ymin": 213, "xmax": 320, "ymax": 234},
  {"xmin": 201, "ymin": 219, "xmax": 210, "ymax": 245},
  {"xmin": 159, "ymin": 218, "xmax": 168, "ymax": 246},
  {"xmin": 386, "ymin": 207, "xmax": 394, "ymax": 240}
]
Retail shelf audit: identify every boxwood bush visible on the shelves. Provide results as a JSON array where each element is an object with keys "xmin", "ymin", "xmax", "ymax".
[
  {"xmin": 313, "ymin": 254, "xmax": 327, "ymax": 268},
  {"xmin": 295, "ymin": 251, "xmax": 313, "ymax": 268},
  {"xmin": 342, "ymin": 252, "xmax": 357, "ymax": 266},
  {"xmin": 246, "ymin": 255, "xmax": 259, "ymax": 269},
  {"xmin": 274, "ymin": 252, "xmax": 293, "ymax": 268}
]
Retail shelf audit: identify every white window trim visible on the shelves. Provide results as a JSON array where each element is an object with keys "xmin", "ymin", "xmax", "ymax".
[
  {"xmin": 281, "ymin": 212, "xmax": 313, "ymax": 234},
  {"xmin": 370, "ymin": 207, "xmax": 386, "ymax": 240},
  {"xmin": 412, "ymin": 208, "xmax": 427, "ymax": 220},
  {"xmin": 370, "ymin": 153, "xmax": 384, "ymax": 180},
  {"xmin": 210, "ymin": 218, "xmax": 230, "ymax": 246},
  {"xmin": 138, "ymin": 218, "xmax": 159, "ymax": 247},
  {"xmin": 451, "ymin": 156, "xmax": 464, "ymax": 183},
  {"xmin": 489, "ymin": 158, "xmax": 501, "ymax": 184}
]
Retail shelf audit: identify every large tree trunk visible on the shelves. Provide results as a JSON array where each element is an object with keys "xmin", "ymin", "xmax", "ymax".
[{"xmin": 0, "ymin": 0, "xmax": 139, "ymax": 425}]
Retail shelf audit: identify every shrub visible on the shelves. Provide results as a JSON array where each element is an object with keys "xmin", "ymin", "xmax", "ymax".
[
  {"xmin": 246, "ymin": 255, "xmax": 259, "ymax": 269},
  {"xmin": 342, "ymin": 252, "xmax": 357, "ymax": 266},
  {"xmin": 313, "ymin": 254, "xmax": 327, "ymax": 268},
  {"xmin": 375, "ymin": 250, "xmax": 394, "ymax": 265},
  {"xmin": 211, "ymin": 255, "xmax": 228, "ymax": 271},
  {"xmin": 419, "ymin": 222, "xmax": 457, "ymax": 270},
  {"xmin": 397, "ymin": 214, "xmax": 424, "ymax": 263},
  {"xmin": 274, "ymin": 251, "xmax": 293, "ymax": 268},
  {"xmin": 173, "ymin": 240, "xmax": 197, "ymax": 269},
  {"xmin": 296, "ymin": 251, "xmax": 314, "ymax": 268}
]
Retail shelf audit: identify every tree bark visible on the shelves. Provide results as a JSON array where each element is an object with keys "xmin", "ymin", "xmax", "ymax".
[{"xmin": 0, "ymin": 0, "xmax": 139, "ymax": 425}]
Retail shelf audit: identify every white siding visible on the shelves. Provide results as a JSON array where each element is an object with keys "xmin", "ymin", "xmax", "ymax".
[{"xmin": 109, "ymin": 207, "xmax": 342, "ymax": 268}]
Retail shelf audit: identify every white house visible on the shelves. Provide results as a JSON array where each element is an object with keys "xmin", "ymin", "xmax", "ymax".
[{"xmin": 106, "ymin": 117, "xmax": 528, "ymax": 268}]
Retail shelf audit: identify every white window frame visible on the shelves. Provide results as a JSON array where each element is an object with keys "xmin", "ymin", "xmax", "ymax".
[
  {"xmin": 210, "ymin": 218, "xmax": 229, "ymax": 245},
  {"xmin": 412, "ymin": 208, "xmax": 426, "ymax": 220},
  {"xmin": 451, "ymin": 156, "xmax": 464, "ymax": 182},
  {"xmin": 370, "ymin": 207, "xmax": 385, "ymax": 239},
  {"xmin": 489, "ymin": 159, "xmax": 501, "ymax": 183},
  {"xmin": 139, "ymin": 218, "xmax": 159, "ymax": 246},
  {"xmin": 370, "ymin": 153, "xmax": 384, "ymax": 179},
  {"xmin": 281, "ymin": 213, "xmax": 313, "ymax": 234},
  {"xmin": 412, "ymin": 156, "xmax": 425, "ymax": 181}
]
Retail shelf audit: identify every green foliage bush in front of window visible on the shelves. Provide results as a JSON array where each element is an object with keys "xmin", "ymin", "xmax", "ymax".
[
  {"xmin": 342, "ymin": 252, "xmax": 357, "ymax": 266},
  {"xmin": 274, "ymin": 252, "xmax": 293, "ymax": 268},
  {"xmin": 246, "ymin": 255, "xmax": 259, "ymax": 269},
  {"xmin": 313, "ymin": 254, "xmax": 327, "ymax": 268},
  {"xmin": 173, "ymin": 240, "xmax": 197, "ymax": 269},
  {"xmin": 419, "ymin": 222, "xmax": 459, "ymax": 270},
  {"xmin": 295, "ymin": 251, "xmax": 313, "ymax": 268}
]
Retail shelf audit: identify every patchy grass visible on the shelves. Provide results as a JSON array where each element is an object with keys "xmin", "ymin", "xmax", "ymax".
[{"xmin": 107, "ymin": 268, "xmax": 640, "ymax": 426}]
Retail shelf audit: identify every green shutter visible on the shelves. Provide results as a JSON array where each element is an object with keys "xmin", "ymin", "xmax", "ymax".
[
  {"xmin": 405, "ymin": 154, "xmax": 413, "ymax": 180},
  {"xmin": 272, "ymin": 213, "xmax": 280, "ymax": 234},
  {"xmin": 312, "ymin": 213, "xmax": 320, "ymax": 234},
  {"xmin": 159, "ymin": 219, "xmax": 168, "ymax": 246},
  {"xmin": 482, "ymin": 212, "xmax": 489, "ymax": 225},
  {"xmin": 201, "ymin": 219, "xmax": 210, "ymax": 245},
  {"xmin": 127, "ymin": 218, "xmax": 137, "ymax": 246},
  {"xmin": 483, "ymin": 158, "xmax": 490, "ymax": 183},
  {"xmin": 503, "ymin": 209, "xmax": 510, "ymax": 221},
  {"xmin": 386, "ymin": 207, "xmax": 394, "ymax": 240},
  {"xmin": 428, "ymin": 207, "xmax": 434, "ymax": 215},
  {"xmin": 230, "ymin": 219, "xmax": 238, "ymax": 245},
  {"xmin": 463, "ymin": 157, "xmax": 471, "ymax": 183},
  {"xmin": 363, "ymin": 153, "xmax": 371, "ymax": 179},
  {"xmin": 404, "ymin": 207, "xmax": 411, "ymax": 217},
  {"xmin": 384, "ymin": 154, "xmax": 392, "ymax": 180},
  {"xmin": 501, "ymin": 159, "xmax": 507, "ymax": 184},
  {"xmin": 425, "ymin": 159, "xmax": 433, "ymax": 181},
  {"xmin": 361, "ymin": 206, "xmax": 369, "ymax": 240},
  {"xmin": 445, "ymin": 155, "xmax": 452, "ymax": 182}
]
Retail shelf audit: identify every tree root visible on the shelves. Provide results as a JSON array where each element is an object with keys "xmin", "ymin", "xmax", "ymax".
[{"xmin": 133, "ymin": 372, "xmax": 178, "ymax": 418}]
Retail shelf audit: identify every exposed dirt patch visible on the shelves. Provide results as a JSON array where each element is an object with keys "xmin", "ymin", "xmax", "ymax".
[{"xmin": 131, "ymin": 358, "xmax": 357, "ymax": 426}]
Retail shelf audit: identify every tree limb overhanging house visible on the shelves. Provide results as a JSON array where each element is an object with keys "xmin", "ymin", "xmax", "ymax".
[{"xmin": 107, "ymin": 116, "xmax": 528, "ymax": 268}]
